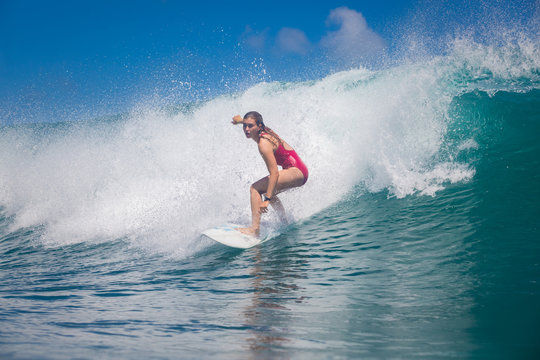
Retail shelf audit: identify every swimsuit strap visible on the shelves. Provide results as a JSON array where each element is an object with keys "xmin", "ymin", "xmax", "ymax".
[{"xmin": 259, "ymin": 131, "xmax": 281, "ymax": 148}]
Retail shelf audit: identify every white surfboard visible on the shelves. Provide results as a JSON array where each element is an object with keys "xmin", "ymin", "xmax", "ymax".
[{"xmin": 202, "ymin": 224, "xmax": 263, "ymax": 249}]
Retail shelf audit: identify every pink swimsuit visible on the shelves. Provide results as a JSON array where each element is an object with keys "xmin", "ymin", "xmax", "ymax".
[{"xmin": 262, "ymin": 133, "xmax": 308, "ymax": 185}]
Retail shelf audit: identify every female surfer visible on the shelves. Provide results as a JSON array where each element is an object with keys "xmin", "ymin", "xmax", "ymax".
[{"xmin": 232, "ymin": 111, "xmax": 308, "ymax": 237}]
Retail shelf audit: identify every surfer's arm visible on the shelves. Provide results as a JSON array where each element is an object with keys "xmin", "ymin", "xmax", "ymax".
[
  {"xmin": 231, "ymin": 115, "xmax": 243, "ymax": 124},
  {"xmin": 258, "ymin": 140, "xmax": 279, "ymax": 199}
]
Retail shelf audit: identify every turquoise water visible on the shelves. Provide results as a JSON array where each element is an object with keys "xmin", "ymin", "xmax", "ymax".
[{"xmin": 1, "ymin": 38, "xmax": 540, "ymax": 358}]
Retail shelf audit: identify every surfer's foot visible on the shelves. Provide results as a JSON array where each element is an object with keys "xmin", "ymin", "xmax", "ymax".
[{"xmin": 237, "ymin": 227, "xmax": 259, "ymax": 237}]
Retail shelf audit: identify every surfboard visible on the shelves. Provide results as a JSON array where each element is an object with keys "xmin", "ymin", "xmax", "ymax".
[{"xmin": 202, "ymin": 224, "xmax": 263, "ymax": 249}]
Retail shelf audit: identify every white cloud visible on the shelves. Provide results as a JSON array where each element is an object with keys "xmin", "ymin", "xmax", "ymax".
[
  {"xmin": 241, "ymin": 7, "xmax": 385, "ymax": 65},
  {"xmin": 275, "ymin": 27, "xmax": 311, "ymax": 55},
  {"xmin": 320, "ymin": 7, "xmax": 385, "ymax": 62},
  {"xmin": 241, "ymin": 25, "xmax": 269, "ymax": 52}
]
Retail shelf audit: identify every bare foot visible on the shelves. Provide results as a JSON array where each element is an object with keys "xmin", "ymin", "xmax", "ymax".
[{"xmin": 236, "ymin": 227, "xmax": 259, "ymax": 237}]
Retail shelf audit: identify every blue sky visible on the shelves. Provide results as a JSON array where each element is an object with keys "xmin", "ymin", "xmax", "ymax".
[{"xmin": 0, "ymin": 0, "xmax": 537, "ymax": 123}]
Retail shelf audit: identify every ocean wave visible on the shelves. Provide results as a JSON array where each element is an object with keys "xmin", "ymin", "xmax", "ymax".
[{"xmin": 0, "ymin": 36, "xmax": 538, "ymax": 255}]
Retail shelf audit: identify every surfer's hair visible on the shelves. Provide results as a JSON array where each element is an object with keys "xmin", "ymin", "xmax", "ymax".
[
  {"xmin": 243, "ymin": 111, "xmax": 263, "ymax": 125},
  {"xmin": 243, "ymin": 111, "xmax": 282, "ymax": 144}
]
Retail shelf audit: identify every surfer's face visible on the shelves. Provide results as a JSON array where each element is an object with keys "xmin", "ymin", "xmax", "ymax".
[{"xmin": 242, "ymin": 118, "xmax": 260, "ymax": 140}]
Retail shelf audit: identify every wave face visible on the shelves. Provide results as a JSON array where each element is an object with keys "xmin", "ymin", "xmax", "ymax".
[{"xmin": 0, "ymin": 35, "xmax": 539, "ymax": 257}]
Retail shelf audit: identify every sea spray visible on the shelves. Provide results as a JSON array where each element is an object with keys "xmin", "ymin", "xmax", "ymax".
[{"xmin": 0, "ymin": 37, "xmax": 538, "ymax": 256}]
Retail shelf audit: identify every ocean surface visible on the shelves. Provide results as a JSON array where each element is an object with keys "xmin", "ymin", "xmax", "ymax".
[{"xmin": 1, "ymin": 36, "xmax": 540, "ymax": 359}]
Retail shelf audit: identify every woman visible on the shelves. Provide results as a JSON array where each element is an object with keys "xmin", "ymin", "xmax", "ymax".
[{"xmin": 232, "ymin": 111, "xmax": 308, "ymax": 237}]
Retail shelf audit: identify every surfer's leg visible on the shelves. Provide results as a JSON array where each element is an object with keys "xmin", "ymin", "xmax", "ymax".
[
  {"xmin": 269, "ymin": 167, "xmax": 303, "ymax": 225},
  {"xmin": 249, "ymin": 183, "xmax": 264, "ymax": 232},
  {"xmin": 238, "ymin": 182, "xmax": 265, "ymax": 236},
  {"xmin": 269, "ymin": 196, "xmax": 288, "ymax": 225},
  {"xmin": 238, "ymin": 168, "xmax": 304, "ymax": 236},
  {"xmin": 274, "ymin": 167, "xmax": 305, "ymax": 193}
]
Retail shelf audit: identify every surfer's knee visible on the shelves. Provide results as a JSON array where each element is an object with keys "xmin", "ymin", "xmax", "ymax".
[
  {"xmin": 250, "ymin": 184, "xmax": 263, "ymax": 195},
  {"xmin": 250, "ymin": 180, "xmax": 267, "ymax": 194}
]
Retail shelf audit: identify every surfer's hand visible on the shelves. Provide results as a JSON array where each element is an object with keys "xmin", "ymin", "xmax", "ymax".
[
  {"xmin": 259, "ymin": 200, "xmax": 269, "ymax": 214},
  {"xmin": 232, "ymin": 115, "xmax": 243, "ymax": 124}
]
